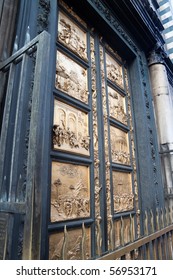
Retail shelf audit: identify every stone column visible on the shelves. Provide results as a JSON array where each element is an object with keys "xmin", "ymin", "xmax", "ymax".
[{"xmin": 148, "ymin": 49, "xmax": 173, "ymax": 207}]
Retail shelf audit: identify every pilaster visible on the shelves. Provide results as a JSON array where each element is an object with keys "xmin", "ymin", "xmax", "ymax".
[{"xmin": 148, "ymin": 47, "xmax": 173, "ymax": 206}]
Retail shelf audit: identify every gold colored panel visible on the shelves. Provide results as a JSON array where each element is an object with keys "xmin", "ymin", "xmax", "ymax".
[
  {"xmin": 114, "ymin": 217, "xmax": 132, "ymax": 248},
  {"xmin": 51, "ymin": 162, "xmax": 90, "ymax": 222},
  {"xmin": 114, "ymin": 220, "xmax": 121, "ymax": 248},
  {"xmin": 108, "ymin": 86, "xmax": 127, "ymax": 125},
  {"xmin": 55, "ymin": 52, "xmax": 88, "ymax": 103},
  {"xmin": 113, "ymin": 171, "xmax": 134, "ymax": 212},
  {"xmin": 53, "ymin": 100, "xmax": 90, "ymax": 155},
  {"xmin": 58, "ymin": 11, "xmax": 87, "ymax": 60},
  {"xmin": 106, "ymin": 53, "xmax": 124, "ymax": 89},
  {"xmin": 49, "ymin": 227, "xmax": 91, "ymax": 260},
  {"xmin": 110, "ymin": 126, "xmax": 130, "ymax": 165}
]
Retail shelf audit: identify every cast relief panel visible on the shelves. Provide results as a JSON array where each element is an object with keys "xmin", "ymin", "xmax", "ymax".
[
  {"xmin": 51, "ymin": 162, "xmax": 90, "ymax": 222},
  {"xmin": 108, "ymin": 86, "xmax": 127, "ymax": 125},
  {"xmin": 106, "ymin": 53, "xmax": 124, "ymax": 89},
  {"xmin": 114, "ymin": 217, "xmax": 132, "ymax": 248},
  {"xmin": 112, "ymin": 171, "xmax": 134, "ymax": 213},
  {"xmin": 58, "ymin": 11, "xmax": 87, "ymax": 60},
  {"xmin": 55, "ymin": 52, "xmax": 89, "ymax": 103},
  {"xmin": 49, "ymin": 227, "xmax": 91, "ymax": 260},
  {"xmin": 53, "ymin": 100, "xmax": 90, "ymax": 155},
  {"xmin": 110, "ymin": 126, "xmax": 130, "ymax": 165}
]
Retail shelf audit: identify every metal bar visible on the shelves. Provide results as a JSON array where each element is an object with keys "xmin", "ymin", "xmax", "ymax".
[
  {"xmin": 22, "ymin": 31, "xmax": 51, "ymax": 259},
  {"xmin": 167, "ymin": 232, "xmax": 172, "ymax": 260},
  {"xmin": 157, "ymin": 237, "xmax": 163, "ymax": 260},
  {"xmin": 146, "ymin": 243, "xmax": 150, "ymax": 259},
  {"xmin": 0, "ymin": 35, "xmax": 39, "ymax": 70},
  {"xmin": 120, "ymin": 216, "xmax": 124, "ymax": 246},
  {"xmin": 8, "ymin": 53, "xmax": 29, "ymax": 202},
  {"xmin": 130, "ymin": 250, "xmax": 135, "ymax": 260},
  {"xmin": 61, "ymin": 226, "xmax": 68, "ymax": 260},
  {"xmin": 0, "ymin": 202, "xmax": 25, "ymax": 214},
  {"xmin": 0, "ymin": 63, "xmax": 15, "ymax": 196},
  {"xmin": 81, "ymin": 223, "xmax": 86, "ymax": 260},
  {"xmin": 98, "ymin": 224, "xmax": 173, "ymax": 260},
  {"xmin": 162, "ymin": 234, "xmax": 167, "ymax": 259},
  {"xmin": 152, "ymin": 240, "xmax": 157, "ymax": 260}
]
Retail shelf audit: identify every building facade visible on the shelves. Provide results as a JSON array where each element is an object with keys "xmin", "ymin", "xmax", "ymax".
[
  {"xmin": 0, "ymin": 0, "xmax": 173, "ymax": 260},
  {"xmin": 157, "ymin": 0, "xmax": 173, "ymax": 61}
]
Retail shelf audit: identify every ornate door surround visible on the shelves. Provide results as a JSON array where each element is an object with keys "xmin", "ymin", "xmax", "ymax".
[{"xmin": 48, "ymin": 0, "xmax": 140, "ymax": 260}]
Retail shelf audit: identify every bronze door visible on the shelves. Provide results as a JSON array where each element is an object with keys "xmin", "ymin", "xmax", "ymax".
[{"xmin": 48, "ymin": 1, "xmax": 140, "ymax": 260}]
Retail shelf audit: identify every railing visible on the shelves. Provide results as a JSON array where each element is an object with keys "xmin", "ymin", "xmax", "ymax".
[
  {"xmin": 0, "ymin": 31, "xmax": 51, "ymax": 259},
  {"xmin": 98, "ymin": 207, "xmax": 173, "ymax": 260}
]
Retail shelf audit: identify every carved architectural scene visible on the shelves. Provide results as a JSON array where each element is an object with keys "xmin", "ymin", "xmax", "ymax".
[
  {"xmin": 49, "ymin": 227, "xmax": 91, "ymax": 260},
  {"xmin": 108, "ymin": 86, "xmax": 127, "ymax": 125},
  {"xmin": 53, "ymin": 100, "xmax": 90, "ymax": 155},
  {"xmin": 58, "ymin": 11, "xmax": 87, "ymax": 60},
  {"xmin": 51, "ymin": 162, "xmax": 90, "ymax": 222},
  {"xmin": 106, "ymin": 53, "xmax": 124, "ymax": 89},
  {"xmin": 112, "ymin": 171, "xmax": 134, "ymax": 212},
  {"xmin": 55, "ymin": 52, "xmax": 89, "ymax": 103},
  {"xmin": 110, "ymin": 126, "xmax": 130, "ymax": 165}
]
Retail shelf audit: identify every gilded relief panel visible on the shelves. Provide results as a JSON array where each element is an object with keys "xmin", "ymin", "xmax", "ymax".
[
  {"xmin": 49, "ymin": 227, "xmax": 91, "ymax": 260},
  {"xmin": 53, "ymin": 100, "xmax": 90, "ymax": 155},
  {"xmin": 55, "ymin": 52, "xmax": 88, "ymax": 103},
  {"xmin": 112, "ymin": 171, "xmax": 134, "ymax": 213},
  {"xmin": 108, "ymin": 86, "xmax": 127, "ymax": 125},
  {"xmin": 51, "ymin": 162, "xmax": 90, "ymax": 222},
  {"xmin": 106, "ymin": 53, "xmax": 124, "ymax": 89},
  {"xmin": 114, "ymin": 217, "xmax": 132, "ymax": 248},
  {"xmin": 110, "ymin": 126, "xmax": 130, "ymax": 165},
  {"xmin": 58, "ymin": 11, "xmax": 87, "ymax": 60}
]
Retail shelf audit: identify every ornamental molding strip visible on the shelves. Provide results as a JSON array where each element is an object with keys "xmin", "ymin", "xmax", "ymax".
[{"xmin": 88, "ymin": 0, "xmax": 138, "ymax": 53}]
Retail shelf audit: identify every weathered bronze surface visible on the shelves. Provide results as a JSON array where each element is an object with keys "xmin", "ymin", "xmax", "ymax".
[
  {"xmin": 0, "ymin": 213, "xmax": 9, "ymax": 259},
  {"xmin": 108, "ymin": 86, "xmax": 127, "ymax": 125},
  {"xmin": 124, "ymin": 67, "xmax": 140, "ymax": 237},
  {"xmin": 58, "ymin": 11, "xmax": 87, "ymax": 60},
  {"xmin": 53, "ymin": 100, "xmax": 90, "ymax": 155},
  {"xmin": 114, "ymin": 216, "xmax": 133, "ymax": 248},
  {"xmin": 106, "ymin": 53, "xmax": 124, "ymax": 89},
  {"xmin": 100, "ymin": 45, "xmax": 113, "ymax": 251},
  {"xmin": 112, "ymin": 171, "xmax": 134, "ymax": 212},
  {"xmin": 91, "ymin": 37, "xmax": 103, "ymax": 256},
  {"xmin": 110, "ymin": 126, "xmax": 130, "ymax": 165},
  {"xmin": 51, "ymin": 162, "xmax": 90, "ymax": 222},
  {"xmin": 49, "ymin": 227, "xmax": 91, "ymax": 260},
  {"xmin": 55, "ymin": 52, "xmax": 88, "ymax": 103}
]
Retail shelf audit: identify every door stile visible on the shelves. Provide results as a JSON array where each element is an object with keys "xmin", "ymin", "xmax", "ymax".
[
  {"xmin": 90, "ymin": 35, "xmax": 103, "ymax": 257},
  {"xmin": 124, "ymin": 66, "xmax": 141, "ymax": 240},
  {"xmin": 99, "ymin": 43, "xmax": 114, "ymax": 252}
]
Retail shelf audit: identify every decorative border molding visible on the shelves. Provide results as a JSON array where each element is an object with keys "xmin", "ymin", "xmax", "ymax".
[
  {"xmin": 37, "ymin": 0, "xmax": 50, "ymax": 34},
  {"xmin": 90, "ymin": 36, "xmax": 102, "ymax": 256},
  {"xmin": 89, "ymin": 0, "xmax": 138, "ymax": 53},
  {"xmin": 139, "ymin": 52, "xmax": 160, "ymax": 207}
]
